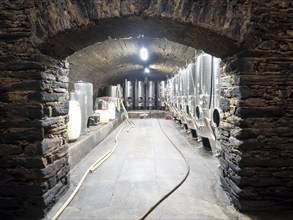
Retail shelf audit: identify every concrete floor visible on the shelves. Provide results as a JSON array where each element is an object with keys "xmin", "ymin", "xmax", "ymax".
[{"xmin": 46, "ymin": 118, "xmax": 245, "ymax": 219}]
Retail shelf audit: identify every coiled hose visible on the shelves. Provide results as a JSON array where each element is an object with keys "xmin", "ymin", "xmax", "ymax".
[{"xmin": 139, "ymin": 118, "xmax": 190, "ymax": 219}]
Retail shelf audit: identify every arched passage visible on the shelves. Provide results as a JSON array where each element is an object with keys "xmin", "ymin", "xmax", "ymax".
[{"xmin": 0, "ymin": 0, "xmax": 292, "ymax": 218}]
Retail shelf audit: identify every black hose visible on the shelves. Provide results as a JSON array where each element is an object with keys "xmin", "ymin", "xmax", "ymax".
[{"xmin": 139, "ymin": 118, "xmax": 191, "ymax": 219}]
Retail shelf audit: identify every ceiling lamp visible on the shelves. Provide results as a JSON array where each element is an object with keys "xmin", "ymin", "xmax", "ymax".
[{"xmin": 140, "ymin": 47, "xmax": 148, "ymax": 61}]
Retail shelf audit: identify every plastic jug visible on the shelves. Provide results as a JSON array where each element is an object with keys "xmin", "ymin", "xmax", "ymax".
[{"xmin": 95, "ymin": 110, "xmax": 109, "ymax": 124}]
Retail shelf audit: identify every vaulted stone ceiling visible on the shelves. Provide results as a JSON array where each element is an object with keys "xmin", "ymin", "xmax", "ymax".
[
  {"xmin": 67, "ymin": 37, "xmax": 197, "ymax": 94},
  {"xmin": 41, "ymin": 16, "xmax": 241, "ymax": 95}
]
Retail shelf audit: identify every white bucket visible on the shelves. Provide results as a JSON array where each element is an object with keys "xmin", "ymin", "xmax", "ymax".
[
  {"xmin": 96, "ymin": 110, "xmax": 110, "ymax": 124},
  {"xmin": 108, "ymin": 102, "xmax": 116, "ymax": 120},
  {"xmin": 68, "ymin": 100, "xmax": 81, "ymax": 141}
]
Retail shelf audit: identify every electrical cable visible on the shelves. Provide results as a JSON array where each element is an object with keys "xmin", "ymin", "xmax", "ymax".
[{"xmin": 139, "ymin": 118, "xmax": 190, "ymax": 220}]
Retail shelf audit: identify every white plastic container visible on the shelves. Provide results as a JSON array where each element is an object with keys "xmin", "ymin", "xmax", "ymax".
[
  {"xmin": 108, "ymin": 102, "xmax": 116, "ymax": 120},
  {"xmin": 74, "ymin": 90, "xmax": 87, "ymax": 135},
  {"xmin": 95, "ymin": 110, "xmax": 110, "ymax": 124},
  {"xmin": 68, "ymin": 100, "xmax": 81, "ymax": 141}
]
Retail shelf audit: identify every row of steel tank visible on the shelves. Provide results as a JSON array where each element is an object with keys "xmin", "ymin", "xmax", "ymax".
[
  {"xmin": 165, "ymin": 52, "xmax": 222, "ymax": 155},
  {"xmin": 124, "ymin": 79, "xmax": 166, "ymax": 110}
]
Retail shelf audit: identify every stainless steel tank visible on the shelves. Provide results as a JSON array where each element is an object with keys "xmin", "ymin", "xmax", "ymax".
[
  {"xmin": 157, "ymin": 81, "xmax": 166, "ymax": 109},
  {"xmin": 194, "ymin": 53, "xmax": 222, "ymax": 155},
  {"xmin": 135, "ymin": 80, "xmax": 145, "ymax": 109},
  {"xmin": 146, "ymin": 81, "xmax": 155, "ymax": 109},
  {"xmin": 212, "ymin": 57, "xmax": 221, "ymax": 109},
  {"xmin": 74, "ymin": 81, "xmax": 93, "ymax": 120},
  {"xmin": 104, "ymin": 85, "xmax": 117, "ymax": 98},
  {"xmin": 124, "ymin": 80, "xmax": 134, "ymax": 110},
  {"xmin": 183, "ymin": 67, "xmax": 189, "ymax": 110},
  {"xmin": 178, "ymin": 70, "xmax": 187, "ymax": 126},
  {"xmin": 173, "ymin": 74, "xmax": 180, "ymax": 119},
  {"xmin": 186, "ymin": 63, "xmax": 197, "ymax": 133},
  {"xmin": 190, "ymin": 63, "xmax": 197, "ymax": 115},
  {"xmin": 168, "ymin": 78, "xmax": 174, "ymax": 106},
  {"xmin": 201, "ymin": 54, "xmax": 213, "ymax": 107}
]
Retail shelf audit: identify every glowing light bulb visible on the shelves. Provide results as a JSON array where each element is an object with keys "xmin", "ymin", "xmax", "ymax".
[
  {"xmin": 144, "ymin": 67, "xmax": 150, "ymax": 73},
  {"xmin": 140, "ymin": 47, "xmax": 148, "ymax": 61}
]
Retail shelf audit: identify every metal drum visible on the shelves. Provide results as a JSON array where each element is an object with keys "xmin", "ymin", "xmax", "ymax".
[
  {"xmin": 135, "ymin": 80, "xmax": 145, "ymax": 109},
  {"xmin": 157, "ymin": 81, "xmax": 166, "ymax": 109},
  {"xmin": 104, "ymin": 85, "xmax": 117, "ymax": 98},
  {"xmin": 74, "ymin": 81, "xmax": 93, "ymax": 120},
  {"xmin": 124, "ymin": 80, "xmax": 134, "ymax": 110},
  {"xmin": 146, "ymin": 81, "xmax": 155, "ymax": 109}
]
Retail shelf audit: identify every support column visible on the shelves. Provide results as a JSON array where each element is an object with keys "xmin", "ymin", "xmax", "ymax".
[
  {"xmin": 220, "ymin": 50, "xmax": 293, "ymax": 210},
  {"xmin": 0, "ymin": 4, "xmax": 70, "ymax": 215}
]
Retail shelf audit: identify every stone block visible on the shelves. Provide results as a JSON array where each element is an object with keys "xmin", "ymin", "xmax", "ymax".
[
  {"xmin": 43, "ymin": 181, "xmax": 65, "ymax": 206},
  {"xmin": 0, "ymin": 103, "xmax": 44, "ymax": 120},
  {"xmin": 18, "ymin": 158, "xmax": 46, "ymax": 169},
  {"xmin": 0, "ymin": 127, "xmax": 44, "ymax": 142},
  {"xmin": 0, "ymin": 119, "xmax": 40, "ymax": 129},
  {"xmin": 9, "ymin": 167, "xmax": 40, "ymax": 182},
  {"xmin": 0, "ymin": 70, "xmax": 44, "ymax": 80},
  {"xmin": 38, "ymin": 138, "xmax": 63, "ymax": 155},
  {"xmin": 0, "ymin": 182, "xmax": 45, "ymax": 197},
  {"xmin": 45, "ymin": 144, "xmax": 68, "ymax": 163},
  {"xmin": 240, "ymin": 158, "xmax": 293, "ymax": 168},
  {"xmin": 41, "ymin": 157, "xmax": 67, "ymax": 179},
  {"xmin": 52, "ymin": 101, "xmax": 69, "ymax": 116},
  {"xmin": 0, "ymin": 61, "xmax": 47, "ymax": 71},
  {"xmin": 27, "ymin": 92, "xmax": 67, "ymax": 102},
  {"xmin": 27, "ymin": 194, "xmax": 46, "ymax": 207},
  {"xmin": 236, "ymin": 106, "xmax": 286, "ymax": 118},
  {"xmin": 47, "ymin": 176, "xmax": 57, "ymax": 188},
  {"xmin": 41, "ymin": 92, "xmax": 67, "ymax": 102},
  {"xmin": 20, "ymin": 204, "xmax": 45, "ymax": 218},
  {"xmin": 0, "ymin": 157, "xmax": 17, "ymax": 168},
  {"xmin": 56, "ymin": 165, "xmax": 70, "ymax": 181},
  {"xmin": 0, "ymin": 78, "xmax": 43, "ymax": 92},
  {"xmin": 0, "ymin": 143, "xmax": 23, "ymax": 156}
]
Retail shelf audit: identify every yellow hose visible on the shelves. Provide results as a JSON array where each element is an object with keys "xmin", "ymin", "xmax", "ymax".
[
  {"xmin": 90, "ymin": 122, "xmax": 131, "ymax": 172},
  {"xmin": 52, "ymin": 86, "xmax": 134, "ymax": 220},
  {"xmin": 52, "ymin": 121, "xmax": 132, "ymax": 220}
]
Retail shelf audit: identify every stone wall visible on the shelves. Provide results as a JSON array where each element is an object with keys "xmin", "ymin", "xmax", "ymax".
[
  {"xmin": 31, "ymin": 0, "xmax": 249, "ymax": 59},
  {"xmin": 0, "ymin": 0, "xmax": 292, "ymax": 218},
  {"xmin": 219, "ymin": 1, "xmax": 293, "ymax": 211},
  {"xmin": 0, "ymin": 54, "xmax": 70, "ymax": 217},
  {"xmin": 0, "ymin": 2, "xmax": 70, "ymax": 217}
]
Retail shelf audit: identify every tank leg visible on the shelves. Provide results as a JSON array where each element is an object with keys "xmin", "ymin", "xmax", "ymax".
[
  {"xmin": 202, "ymin": 137, "xmax": 212, "ymax": 152},
  {"xmin": 190, "ymin": 129, "xmax": 197, "ymax": 138}
]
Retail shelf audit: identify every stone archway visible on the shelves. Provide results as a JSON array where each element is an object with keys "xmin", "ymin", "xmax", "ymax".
[{"xmin": 0, "ymin": 0, "xmax": 292, "ymax": 218}]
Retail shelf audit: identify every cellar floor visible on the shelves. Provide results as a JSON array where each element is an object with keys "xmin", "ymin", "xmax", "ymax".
[{"xmin": 46, "ymin": 118, "xmax": 292, "ymax": 220}]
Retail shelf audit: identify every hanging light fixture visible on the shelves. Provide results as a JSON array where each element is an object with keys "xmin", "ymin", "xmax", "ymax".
[
  {"xmin": 144, "ymin": 67, "xmax": 150, "ymax": 74},
  {"xmin": 140, "ymin": 47, "xmax": 148, "ymax": 61}
]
